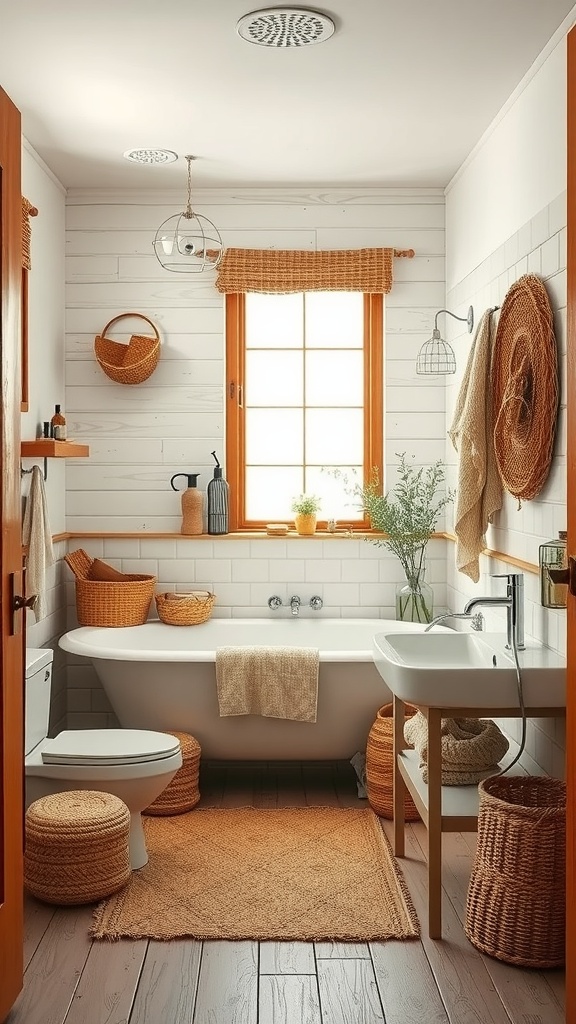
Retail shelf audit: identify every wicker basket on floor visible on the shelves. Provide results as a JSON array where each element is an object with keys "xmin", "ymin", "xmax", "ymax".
[
  {"xmin": 365, "ymin": 703, "xmax": 421, "ymax": 820},
  {"xmin": 465, "ymin": 775, "xmax": 566, "ymax": 967},
  {"xmin": 144, "ymin": 731, "xmax": 201, "ymax": 815},
  {"xmin": 65, "ymin": 548, "xmax": 156, "ymax": 627},
  {"xmin": 24, "ymin": 791, "xmax": 131, "ymax": 905}
]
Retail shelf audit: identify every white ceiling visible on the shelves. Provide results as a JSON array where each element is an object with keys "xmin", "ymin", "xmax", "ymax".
[{"xmin": 2, "ymin": 0, "xmax": 575, "ymax": 190}]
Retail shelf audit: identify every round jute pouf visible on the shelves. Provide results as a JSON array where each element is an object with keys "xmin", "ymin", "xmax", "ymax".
[
  {"xmin": 365, "ymin": 704, "xmax": 421, "ymax": 821},
  {"xmin": 144, "ymin": 731, "xmax": 201, "ymax": 815},
  {"xmin": 24, "ymin": 791, "xmax": 131, "ymax": 905}
]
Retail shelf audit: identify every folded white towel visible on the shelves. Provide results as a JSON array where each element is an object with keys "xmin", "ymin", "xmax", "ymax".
[
  {"xmin": 22, "ymin": 466, "xmax": 55, "ymax": 621},
  {"xmin": 215, "ymin": 645, "xmax": 319, "ymax": 722},
  {"xmin": 448, "ymin": 309, "xmax": 503, "ymax": 582}
]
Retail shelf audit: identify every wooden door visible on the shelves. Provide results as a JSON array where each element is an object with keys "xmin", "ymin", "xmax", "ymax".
[
  {"xmin": 0, "ymin": 86, "xmax": 24, "ymax": 1022},
  {"xmin": 567, "ymin": 24, "xmax": 576, "ymax": 1020}
]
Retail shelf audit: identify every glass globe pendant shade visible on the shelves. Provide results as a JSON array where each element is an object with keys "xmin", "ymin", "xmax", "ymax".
[{"xmin": 153, "ymin": 155, "xmax": 223, "ymax": 273}]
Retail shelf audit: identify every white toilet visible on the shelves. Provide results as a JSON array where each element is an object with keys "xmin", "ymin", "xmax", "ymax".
[{"xmin": 24, "ymin": 648, "xmax": 183, "ymax": 869}]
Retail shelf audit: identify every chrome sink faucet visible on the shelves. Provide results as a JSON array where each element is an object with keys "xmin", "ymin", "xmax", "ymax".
[
  {"xmin": 463, "ymin": 573, "xmax": 525, "ymax": 651},
  {"xmin": 290, "ymin": 596, "xmax": 301, "ymax": 616}
]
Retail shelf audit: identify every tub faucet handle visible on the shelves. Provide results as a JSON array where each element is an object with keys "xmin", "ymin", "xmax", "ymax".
[
  {"xmin": 289, "ymin": 596, "xmax": 301, "ymax": 616},
  {"xmin": 309, "ymin": 596, "xmax": 323, "ymax": 610},
  {"xmin": 268, "ymin": 595, "xmax": 282, "ymax": 610}
]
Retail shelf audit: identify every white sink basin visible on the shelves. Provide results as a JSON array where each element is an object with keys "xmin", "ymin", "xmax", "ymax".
[{"xmin": 372, "ymin": 629, "xmax": 566, "ymax": 709}]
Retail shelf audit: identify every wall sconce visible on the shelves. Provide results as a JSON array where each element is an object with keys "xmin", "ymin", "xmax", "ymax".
[{"xmin": 416, "ymin": 306, "xmax": 474, "ymax": 375}]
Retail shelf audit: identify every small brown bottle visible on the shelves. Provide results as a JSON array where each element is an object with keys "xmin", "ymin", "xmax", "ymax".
[
  {"xmin": 170, "ymin": 473, "xmax": 203, "ymax": 535},
  {"xmin": 50, "ymin": 404, "xmax": 67, "ymax": 440}
]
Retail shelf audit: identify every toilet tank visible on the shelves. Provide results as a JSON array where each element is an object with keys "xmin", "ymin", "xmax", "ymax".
[{"xmin": 25, "ymin": 649, "xmax": 54, "ymax": 756}]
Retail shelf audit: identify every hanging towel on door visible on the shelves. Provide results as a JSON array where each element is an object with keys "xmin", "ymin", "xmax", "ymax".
[
  {"xmin": 448, "ymin": 309, "xmax": 502, "ymax": 582},
  {"xmin": 22, "ymin": 465, "xmax": 55, "ymax": 621}
]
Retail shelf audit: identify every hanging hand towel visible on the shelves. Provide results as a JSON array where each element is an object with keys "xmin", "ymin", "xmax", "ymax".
[
  {"xmin": 448, "ymin": 309, "xmax": 503, "ymax": 582},
  {"xmin": 22, "ymin": 465, "xmax": 55, "ymax": 621},
  {"xmin": 215, "ymin": 646, "xmax": 319, "ymax": 722}
]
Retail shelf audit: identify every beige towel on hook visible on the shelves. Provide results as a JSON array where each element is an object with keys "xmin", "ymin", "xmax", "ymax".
[
  {"xmin": 22, "ymin": 465, "xmax": 55, "ymax": 621},
  {"xmin": 215, "ymin": 646, "xmax": 319, "ymax": 722},
  {"xmin": 448, "ymin": 309, "xmax": 503, "ymax": 582}
]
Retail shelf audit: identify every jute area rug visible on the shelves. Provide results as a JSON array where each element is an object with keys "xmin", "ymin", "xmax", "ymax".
[{"xmin": 92, "ymin": 806, "xmax": 419, "ymax": 942}]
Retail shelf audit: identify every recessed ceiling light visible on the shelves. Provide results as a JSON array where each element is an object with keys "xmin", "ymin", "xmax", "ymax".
[
  {"xmin": 237, "ymin": 7, "xmax": 335, "ymax": 47},
  {"xmin": 123, "ymin": 149, "xmax": 178, "ymax": 165}
]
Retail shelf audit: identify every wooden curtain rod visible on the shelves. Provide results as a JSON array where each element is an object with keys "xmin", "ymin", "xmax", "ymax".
[{"xmin": 394, "ymin": 248, "xmax": 415, "ymax": 258}]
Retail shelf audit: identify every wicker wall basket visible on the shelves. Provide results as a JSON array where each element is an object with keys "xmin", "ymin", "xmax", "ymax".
[
  {"xmin": 65, "ymin": 549, "xmax": 156, "ymax": 627},
  {"xmin": 365, "ymin": 703, "xmax": 421, "ymax": 820},
  {"xmin": 155, "ymin": 591, "xmax": 215, "ymax": 626},
  {"xmin": 465, "ymin": 775, "xmax": 566, "ymax": 968},
  {"xmin": 94, "ymin": 312, "xmax": 160, "ymax": 385}
]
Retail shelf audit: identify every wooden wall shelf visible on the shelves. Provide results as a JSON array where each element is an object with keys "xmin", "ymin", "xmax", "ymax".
[{"xmin": 21, "ymin": 440, "xmax": 89, "ymax": 458}]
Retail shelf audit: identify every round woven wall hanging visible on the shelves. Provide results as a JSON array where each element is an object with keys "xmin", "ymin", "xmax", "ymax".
[
  {"xmin": 491, "ymin": 274, "xmax": 558, "ymax": 502},
  {"xmin": 94, "ymin": 312, "xmax": 160, "ymax": 385}
]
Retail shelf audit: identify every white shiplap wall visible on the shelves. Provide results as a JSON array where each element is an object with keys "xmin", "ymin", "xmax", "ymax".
[{"xmin": 65, "ymin": 188, "xmax": 449, "ymax": 533}]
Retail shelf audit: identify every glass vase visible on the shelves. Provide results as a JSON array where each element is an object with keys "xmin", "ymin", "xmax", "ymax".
[{"xmin": 395, "ymin": 570, "xmax": 434, "ymax": 624}]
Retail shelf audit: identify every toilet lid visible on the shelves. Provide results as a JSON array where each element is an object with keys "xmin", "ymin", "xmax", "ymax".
[{"xmin": 41, "ymin": 729, "xmax": 181, "ymax": 766}]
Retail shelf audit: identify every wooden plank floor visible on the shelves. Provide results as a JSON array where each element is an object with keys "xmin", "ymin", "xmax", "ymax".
[{"xmin": 8, "ymin": 761, "xmax": 565, "ymax": 1024}]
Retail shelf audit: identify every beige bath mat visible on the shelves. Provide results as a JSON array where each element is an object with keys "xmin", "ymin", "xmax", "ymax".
[{"xmin": 92, "ymin": 806, "xmax": 419, "ymax": 942}]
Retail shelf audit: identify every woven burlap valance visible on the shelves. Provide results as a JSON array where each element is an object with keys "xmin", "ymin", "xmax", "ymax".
[
  {"xmin": 215, "ymin": 246, "xmax": 414, "ymax": 294},
  {"xmin": 22, "ymin": 197, "xmax": 38, "ymax": 271}
]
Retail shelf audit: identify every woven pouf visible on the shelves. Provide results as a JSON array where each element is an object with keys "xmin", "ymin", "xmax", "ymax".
[
  {"xmin": 465, "ymin": 775, "xmax": 566, "ymax": 968},
  {"xmin": 144, "ymin": 731, "xmax": 201, "ymax": 815},
  {"xmin": 24, "ymin": 791, "xmax": 131, "ymax": 905}
]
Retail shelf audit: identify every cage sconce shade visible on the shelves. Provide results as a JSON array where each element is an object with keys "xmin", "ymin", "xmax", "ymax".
[
  {"xmin": 153, "ymin": 155, "xmax": 223, "ymax": 273},
  {"xmin": 416, "ymin": 305, "xmax": 474, "ymax": 375}
]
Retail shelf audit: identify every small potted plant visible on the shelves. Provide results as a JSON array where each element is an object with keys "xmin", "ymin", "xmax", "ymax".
[{"xmin": 291, "ymin": 494, "xmax": 321, "ymax": 536}]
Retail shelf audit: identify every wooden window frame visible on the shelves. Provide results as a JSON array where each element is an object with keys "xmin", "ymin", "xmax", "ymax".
[{"xmin": 225, "ymin": 291, "xmax": 383, "ymax": 531}]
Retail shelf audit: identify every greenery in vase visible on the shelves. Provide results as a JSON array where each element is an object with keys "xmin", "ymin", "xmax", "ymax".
[
  {"xmin": 338, "ymin": 454, "xmax": 453, "ymax": 620},
  {"xmin": 291, "ymin": 494, "xmax": 321, "ymax": 515}
]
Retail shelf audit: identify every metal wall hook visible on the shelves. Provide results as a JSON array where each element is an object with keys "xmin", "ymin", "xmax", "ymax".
[{"xmin": 21, "ymin": 460, "xmax": 48, "ymax": 481}]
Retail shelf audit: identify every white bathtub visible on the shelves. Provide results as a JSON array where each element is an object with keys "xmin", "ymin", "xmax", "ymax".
[{"xmin": 59, "ymin": 618, "xmax": 428, "ymax": 760}]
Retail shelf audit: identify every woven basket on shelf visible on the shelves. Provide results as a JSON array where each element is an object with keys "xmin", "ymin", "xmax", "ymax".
[
  {"xmin": 144, "ymin": 732, "xmax": 201, "ymax": 815},
  {"xmin": 155, "ymin": 591, "xmax": 215, "ymax": 626},
  {"xmin": 365, "ymin": 703, "xmax": 421, "ymax": 821},
  {"xmin": 465, "ymin": 774, "xmax": 566, "ymax": 968},
  {"xmin": 65, "ymin": 549, "xmax": 156, "ymax": 627},
  {"xmin": 94, "ymin": 312, "xmax": 160, "ymax": 385}
]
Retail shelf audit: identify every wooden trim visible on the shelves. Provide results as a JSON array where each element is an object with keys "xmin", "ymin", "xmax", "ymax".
[
  {"xmin": 442, "ymin": 533, "xmax": 538, "ymax": 575},
  {"xmin": 566, "ymin": 22, "xmax": 576, "ymax": 1015},
  {"xmin": 20, "ymin": 268, "xmax": 28, "ymax": 412},
  {"xmin": 225, "ymin": 293, "xmax": 245, "ymax": 532}
]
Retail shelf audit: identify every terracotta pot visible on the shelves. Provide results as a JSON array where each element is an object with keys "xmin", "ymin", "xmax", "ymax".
[
  {"xmin": 294, "ymin": 513, "xmax": 317, "ymax": 536},
  {"xmin": 365, "ymin": 703, "xmax": 421, "ymax": 820}
]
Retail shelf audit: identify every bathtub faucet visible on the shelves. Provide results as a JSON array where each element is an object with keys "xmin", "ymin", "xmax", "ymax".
[{"xmin": 290, "ymin": 596, "xmax": 301, "ymax": 616}]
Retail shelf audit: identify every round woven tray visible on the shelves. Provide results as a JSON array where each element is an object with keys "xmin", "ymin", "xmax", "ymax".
[
  {"xmin": 94, "ymin": 312, "xmax": 160, "ymax": 385},
  {"xmin": 144, "ymin": 731, "xmax": 201, "ymax": 815},
  {"xmin": 365, "ymin": 703, "xmax": 421, "ymax": 821},
  {"xmin": 492, "ymin": 274, "xmax": 558, "ymax": 501},
  {"xmin": 24, "ymin": 791, "xmax": 132, "ymax": 904},
  {"xmin": 465, "ymin": 774, "xmax": 566, "ymax": 967},
  {"xmin": 155, "ymin": 591, "xmax": 215, "ymax": 626}
]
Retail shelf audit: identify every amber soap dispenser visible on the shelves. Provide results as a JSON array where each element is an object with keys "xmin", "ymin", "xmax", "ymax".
[{"xmin": 170, "ymin": 473, "xmax": 203, "ymax": 535}]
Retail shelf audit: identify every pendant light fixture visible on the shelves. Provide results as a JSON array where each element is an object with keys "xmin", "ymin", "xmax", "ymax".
[
  {"xmin": 416, "ymin": 306, "xmax": 474, "ymax": 375},
  {"xmin": 153, "ymin": 155, "xmax": 223, "ymax": 273}
]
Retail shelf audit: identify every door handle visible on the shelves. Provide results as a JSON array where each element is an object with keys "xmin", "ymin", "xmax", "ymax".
[
  {"xmin": 548, "ymin": 555, "xmax": 576, "ymax": 596},
  {"xmin": 12, "ymin": 594, "xmax": 37, "ymax": 612},
  {"xmin": 9, "ymin": 570, "xmax": 36, "ymax": 635}
]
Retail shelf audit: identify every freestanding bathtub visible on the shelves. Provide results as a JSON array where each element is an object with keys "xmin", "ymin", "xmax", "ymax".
[{"xmin": 59, "ymin": 618, "xmax": 429, "ymax": 760}]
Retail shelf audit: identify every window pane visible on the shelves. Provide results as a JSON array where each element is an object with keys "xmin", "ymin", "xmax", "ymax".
[
  {"xmin": 246, "ymin": 409, "xmax": 303, "ymax": 465},
  {"xmin": 306, "ymin": 466, "xmax": 364, "ymax": 521},
  {"xmin": 246, "ymin": 293, "xmax": 303, "ymax": 348},
  {"xmin": 306, "ymin": 409, "xmax": 363, "ymax": 464},
  {"xmin": 246, "ymin": 466, "xmax": 303, "ymax": 520},
  {"xmin": 305, "ymin": 351, "xmax": 363, "ymax": 406},
  {"xmin": 305, "ymin": 292, "xmax": 363, "ymax": 348},
  {"xmin": 246, "ymin": 351, "xmax": 303, "ymax": 406}
]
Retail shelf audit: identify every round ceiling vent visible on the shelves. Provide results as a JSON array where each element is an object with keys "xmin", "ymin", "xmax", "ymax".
[
  {"xmin": 123, "ymin": 149, "xmax": 178, "ymax": 165},
  {"xmin": 237, "ymin": 7, "xmax": 335, "ymax": 47}
]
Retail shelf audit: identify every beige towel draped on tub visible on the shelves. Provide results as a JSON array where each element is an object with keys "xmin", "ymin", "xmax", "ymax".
[{"xmin": 215, "ymin": 646, "xmax": 319, "ymax": 722}]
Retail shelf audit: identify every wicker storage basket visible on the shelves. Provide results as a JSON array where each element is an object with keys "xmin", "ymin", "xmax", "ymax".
[
  {"xmin": 65, "ymin": 549, "xmax": 156, "ymax": 627},
  {"xmin": 155, "ymin": 591, "xmax": 215, "ymax": 626},
  {"xmin": 144, "ymin": 732, "xmax": 201, "ymax": 815},
  {"xmin": 365, "ymin": 703, "xmax": 421, "ymax": 820},
  {"xmin": 465, "ymin": 775, "xmax": 566, "ymax": 967},
  {"xmin": 94, "ymin": 312, "xmax": 160, "ymax": 385}
]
